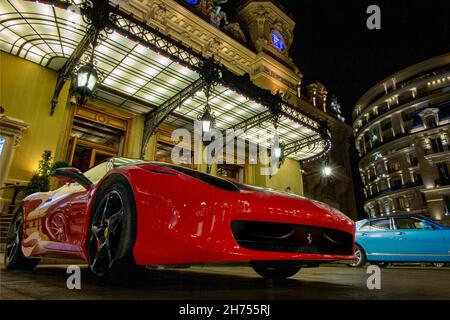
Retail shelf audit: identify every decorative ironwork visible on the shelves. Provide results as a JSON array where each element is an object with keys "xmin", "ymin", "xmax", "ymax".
[
  {"xmin": 300, "ymin": 139, "xmax": 333, "ymax": 165},
  {"xmin": 50, "ymin": 26, "xmax": 95, "ymax": 114},
  {"xmin": 225, "ymin": 110, "xmax": 274, "ymax": 133},
  {"xmin": 70, "ymin": 25, "xmax": 108, "ymax": 106},
  {"xmin": 284, "ymin": 135, "xmax": 325, "ymax": 157},
  {"xmin": 48, "ymin": 0, "xmax": 207, "ymax": 114},
  {"xmin": 50, "ymin": 0, "xmax": 118, "ymax": 114},
  {"xmin": 140, "ymin": 57, "xmax": 222, "ymax": 158},
  {"xmin": 141, "ymin": 77, "xmax": 206, "ymax": 158},
  {"xmin": 280, "ymin": 102, "xmax": 321, "ymax": 131},
  {"xmin": 40, "ymin": 0, "xmax": 331, "ymax": 162},
  {"xmin": 110, "ymin": 12, "xmax": 202, "ymax": 69}
]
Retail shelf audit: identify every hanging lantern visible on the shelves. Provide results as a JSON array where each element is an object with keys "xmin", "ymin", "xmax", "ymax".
[
  {"xmin": 72, "ymin": 63, "xmax": 99, "ymax": 106},
  {"xmin": 200, "ymin": 105, "xmax": 214, "ymax": 133}
]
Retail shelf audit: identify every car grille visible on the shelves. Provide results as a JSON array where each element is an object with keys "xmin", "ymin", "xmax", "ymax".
[{"xmin": 231, "ymin": 221, "xmax": 353, "ymax": 255}]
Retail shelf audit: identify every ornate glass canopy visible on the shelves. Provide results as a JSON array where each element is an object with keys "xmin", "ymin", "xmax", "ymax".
[{"xmin": 0, "ymin": 0, "xmax": 329, "ymax": 162}]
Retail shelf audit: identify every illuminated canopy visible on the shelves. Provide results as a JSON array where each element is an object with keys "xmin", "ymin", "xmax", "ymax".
[{"xmin": 0, "ymin": 0, "xmax": 330, "ymax": 162}]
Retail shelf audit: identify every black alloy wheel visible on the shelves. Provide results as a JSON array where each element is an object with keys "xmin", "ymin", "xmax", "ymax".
[
  {"xmin": 4, "ymin": 209, "xmax": 40, "ymax": 270},
  {"xmin": 88, "ymin": 189, "xmax": 125, "ymax": 276},
  {"xmin": 87, "ymin": 176, "xmax": 141, "ymax": 285}
]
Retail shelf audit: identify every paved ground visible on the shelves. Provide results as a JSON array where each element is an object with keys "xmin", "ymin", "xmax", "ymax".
[{"xmin": 1, "ymin": 262, "xmax": 449, "ymax": 300}]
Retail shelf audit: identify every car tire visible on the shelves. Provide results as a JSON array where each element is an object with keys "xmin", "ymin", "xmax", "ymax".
[
  {"xmin": 373, "ymin": 262, "xmax": 390, "ymax": 268},
  {"xmin": 87, "ymin": 175, "xmax": 142, "ymax": 285},
  {"xmin": 251, "ymin": 264, "xmax": 301, "ymax": 279},
  {"xmin": 348, "ymin": 244, "xmax": 367, "ymax": 268},
  {"xmin": 4, "ymin": 209, "xmax": 40, "ymax": 270}
]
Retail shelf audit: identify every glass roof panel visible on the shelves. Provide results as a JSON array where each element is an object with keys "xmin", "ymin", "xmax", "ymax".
[{"xmin": 0, "ymin": 0, "xmax": 328, "ymax": 161}]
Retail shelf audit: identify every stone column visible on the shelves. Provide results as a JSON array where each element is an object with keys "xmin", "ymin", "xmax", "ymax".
[
  {"xmin": 423, "ymin": 192, "xmax": 446, "ymax": 221},
  {"xmin": 245, "ymin": 164, "xmax": 256, "ymax": 185},
  {"xmin": 415, "ymin": 137, "xmax": 438, "ymax": 189},
  {"xmin": 143, "ymin": 132, "xmax": 158, "ymax": 161},
  {"xmin": 0, "ymin": 114, "xmax": 29, "ymax": 212}
]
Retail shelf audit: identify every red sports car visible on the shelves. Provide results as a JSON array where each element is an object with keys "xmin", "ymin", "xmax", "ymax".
[{"xmin": 5, "ymin": 157, "xmax": 355, "ymax": 283}]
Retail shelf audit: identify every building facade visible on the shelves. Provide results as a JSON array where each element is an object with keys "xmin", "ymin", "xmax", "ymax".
[
  {"xmin": 301, "ymin": 83, "xmax": 357, "ymax": 217},
  {"xmin": 0, "ymin": 0, "xmax": 356, "ymax": 219},
  {"xmin": 353, "ymin": 53, "xmax": 450, "ymax": 222}
]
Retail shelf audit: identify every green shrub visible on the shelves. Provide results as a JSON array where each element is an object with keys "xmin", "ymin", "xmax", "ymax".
[
  {"xmin": 25, "ymin": 151, "xmax": 70, "ymax": 196},
  {"xmin": 50, "ymin": 160, "xmax": 70, "ymax": 174}
]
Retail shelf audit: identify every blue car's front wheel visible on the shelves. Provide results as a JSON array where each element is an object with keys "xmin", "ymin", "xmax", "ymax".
[{"xmin": 348, "ymin": 244, "xmax": 367, "ymax": 268}]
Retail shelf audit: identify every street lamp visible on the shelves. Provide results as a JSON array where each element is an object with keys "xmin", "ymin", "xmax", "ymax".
[
  {"xmin": 200, "ymin": 104, "xmax": 214, "ymax": 133},
  {"xmin": 322, "ymin": 165, "xmax": 332, "ymax": 176},
  {"xmin": 270, "ymin": 132, "xmax": 285, "ymax": 168},
  {"xmin": 70, "ymin": 25, "xmax": 104, "ymax": 106},
  {"xmin": 274, "ymin": 144, "xmax": 282, "ymax": 158},
  {"xmin": 76, "ymin": 64, "xmax": 98, "ymax": 92},
  {"xmin": 72, "ymin": 63, "xmax": 99, "ymax": 106},
  {"xmin": 198, "ymin": 83, "xmax": 216, "ymax": 135},
  {"xmin": 197, "ymin": 86, "xmax": 216, "ymax": 174}
]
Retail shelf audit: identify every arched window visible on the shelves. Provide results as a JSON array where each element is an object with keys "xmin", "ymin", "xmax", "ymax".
[{"xmin": 426, "ymin": 116, "xmax": 437, "ymax": 128}]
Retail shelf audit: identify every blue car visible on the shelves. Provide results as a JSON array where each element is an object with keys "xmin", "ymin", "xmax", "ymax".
[{"xmin": 350, "ymin": 214, "xmax": 450, "ymax": 267}]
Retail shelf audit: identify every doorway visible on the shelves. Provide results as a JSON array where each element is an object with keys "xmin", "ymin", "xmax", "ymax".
[
  {"xmin": 217, "ymin": 164, "xmax": 245, "ymax": 183},
  {"xmin": 66, "ymin": 112, "xmax": 127, "ymax": 172}
]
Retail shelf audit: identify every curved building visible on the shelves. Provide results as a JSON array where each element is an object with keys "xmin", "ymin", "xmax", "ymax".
[{"xmin": 353, "ymin": 53, "xmax": 450, "ymax": 222}]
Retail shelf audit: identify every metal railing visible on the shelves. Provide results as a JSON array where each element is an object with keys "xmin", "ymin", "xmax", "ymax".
[
  {"xmin": 365, "ymin": 181, "xmax": 421, "ymax": 201},
  {"xmin": 424, "ymin": 145, "xmax": 450, "ymax": 156}
]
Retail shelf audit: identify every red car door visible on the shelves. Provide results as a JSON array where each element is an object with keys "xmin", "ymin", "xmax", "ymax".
[
  {"xmin": 61, "ymin": 161, "xmax": 112, "ymax": 257},
  {"xmin": 62, "ymin": 184, "xmax": 90, "ymax": 255}
]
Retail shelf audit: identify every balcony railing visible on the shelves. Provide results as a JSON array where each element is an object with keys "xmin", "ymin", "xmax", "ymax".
[
  {"xmin": 365, "ymin": 182, "xmax": 421, "ymax": 201},
  {"xmin": 355, "ymin": 84, "xmax": 450, "ymax": 134},
  {"xmin": 360, "ymin": 132, "xmax": 409, "ymax": 157},
  {"xmin": 424, "ymin": 145, "xmax": 450, "ymax": 156},
  {"xmin": 435, "ymin": 178, "xmax": 450, "ymax": 188},
  {"xmin": 387, "ymin": 166, "xmax": 402, "ymax": 174}
]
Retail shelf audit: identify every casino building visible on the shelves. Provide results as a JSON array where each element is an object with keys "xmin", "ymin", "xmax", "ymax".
[
  {"xmin": 0, "ymin": 0, "xmax": 356, "ymax": 222},
  {"xmin": 353, "ymin": 53, "xmax": 450, "ymax": 222}
]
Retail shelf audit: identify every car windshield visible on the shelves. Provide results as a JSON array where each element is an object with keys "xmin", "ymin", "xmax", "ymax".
[
  {"xmin": 157, "ymin": 163, "xmax": 240, "ymax": 192},
  {"xmin": 82, "ymin": 158, "xmax": 151, "ymax": 184},
  {"xmin": 112, "ymin": 157, "xmax": 151, "ymax": 167}
]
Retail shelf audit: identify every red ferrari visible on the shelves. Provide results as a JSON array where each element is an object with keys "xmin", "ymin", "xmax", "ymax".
[{"xmin": 5, "ymin": 157, "xmax": 355, "ymax": 283}]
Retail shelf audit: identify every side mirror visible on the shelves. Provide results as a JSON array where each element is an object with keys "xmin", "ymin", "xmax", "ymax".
[{"xmin": 51, "ymin": 167, "xmax": 93, "ymax": 189}]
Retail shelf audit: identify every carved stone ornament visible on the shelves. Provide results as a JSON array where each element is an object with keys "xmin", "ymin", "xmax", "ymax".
[
  {"xmin": 223, "ymin": 22, "xmax": 247, "ymax": 43},
  {"xmin": 204, "ymin": 37, "xmax": 223, "ymax": 57},
  {"xmin": 272, "ymin": 20, "xmax": 284, "ymax": 33},
  {"xmin": 0, "ymin": 115, "xmax": 29, "ymax": 148},
  {"xmin": 253, "ymin": 5, "xmax": 269, "ymax": 21},
  {"xmin": 146, "ymin": 1, "xmax": 167, "ymax": 26}
]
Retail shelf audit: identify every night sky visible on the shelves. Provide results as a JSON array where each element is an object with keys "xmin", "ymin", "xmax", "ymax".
[
  {"xmin": 225, "ymin": 0, "xmax": 450, "ymax": 217},
  {"xmin": 226, "ymin": 0, "xmax": 450, "ymax": 122},
  {"xmin": 286, "ymin": 0, "xmax": 450, "ymax": 122}
]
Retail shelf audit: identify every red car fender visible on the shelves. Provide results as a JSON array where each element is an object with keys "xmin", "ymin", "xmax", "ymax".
[{"xmin": 79, "ymin": 169, "xmax": 134, "ymax": 260}]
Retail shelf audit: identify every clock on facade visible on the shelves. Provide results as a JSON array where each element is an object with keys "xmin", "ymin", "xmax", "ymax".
[{"xmin": 271, "ymin": 30, "xmax": 285, "ymax": 52}]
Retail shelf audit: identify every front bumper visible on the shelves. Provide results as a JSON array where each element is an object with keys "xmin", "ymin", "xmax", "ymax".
[{"xmin": 134, "ymin": 210, "xmax": 355, "ymax": 265}]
